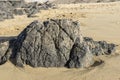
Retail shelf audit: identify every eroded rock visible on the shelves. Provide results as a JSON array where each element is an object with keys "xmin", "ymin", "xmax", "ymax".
[
  {"xmin": 0, "ymin": 19, "xmax": 116, "ymax": 68},
  {"xmin": 84, "ymin": 37, "xmax": 116, "ymax": 56},
  {"xmin": 0, "ymin": 1, "xmax": 14, "ymax": 21},
  {"xmin": 0, "ymin": 41, "xmax": 9, "ymax": 64},
  {"xmin": 0, "ymin": 0, "xmax": 56, "ymax": 20},
  {"xmin": 66, "ymin": 38, "xmax": 94, "ymax": 68},
  {"xmin": 0, "ymin": 37, "xmax": 16, "ymax": 65},
  {"xmin": 12, "ymin": 19, "xmax": 82, "ymax": 67}
]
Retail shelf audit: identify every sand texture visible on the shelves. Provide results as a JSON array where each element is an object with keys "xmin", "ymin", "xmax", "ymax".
[{"xmin": 0, "ymin": 2, "xmax": 120, "ymax": 80}]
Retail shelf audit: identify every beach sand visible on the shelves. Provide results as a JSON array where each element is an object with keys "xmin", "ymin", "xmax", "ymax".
[{"xmin": 0, "ymin": 2, "xmax": 120, "ymax": 80}]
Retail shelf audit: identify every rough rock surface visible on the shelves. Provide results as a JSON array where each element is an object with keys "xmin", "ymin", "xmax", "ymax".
[
  {"xmin": 0, "ymin": 0, "xmax": 55, "ymax": 21},
  {"xmin": 84, "ymin": 37, "xmax": 116, "ymax": 56},
  {"xmin": 23, "ymin": 1, "xmax": 56, "ymax": 17},
  {"xmin": 66, "ymin": 38, "xmax": 94, "ymax": 68},
  {"xmin": 0, "ymin": 19, "xmax": 116, "ymax": 68},
  {"xmin": 9, "ymin": 19, "xmax": 115, "ymax": 68},
  {"xmin": 0, "ymin": 37, "xmax": 16, "ymax": 65},
  {"xmin": 12, "ymin": 19, "xmax": 83, "ymax": 67},
  {"xmin": 8, "ymin": 0, "xmax": 25, "ymax": 8},
  {"xmin": 0, "ymin": 41, "xmax": 9, "ymax": 64},
  {"xmin": 0, "ymin": 1, "xmax": 14, "ymax": 21},
  {"xmin": 13, "ymin": 8, "xmax": 25, "ymax": 15}
]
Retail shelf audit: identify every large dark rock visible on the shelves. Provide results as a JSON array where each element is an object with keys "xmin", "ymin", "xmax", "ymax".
[
  {"xmin": 7, "ymin": 19, "xmax": 115, "ymax": 68},
  {"xmin": 0, "ymin": 19, "xmax": 116, "ymax": 68},
  {"xmin": 12, "ymin": 19, "xmax": 82, "ymax": 67},
  {"xmin": 0, "ymin": 0, "xmax": 25, "ymax": 20},
  {"xmin": 23, "ymin": 2, "xmax": 40, "ymax": 17}
]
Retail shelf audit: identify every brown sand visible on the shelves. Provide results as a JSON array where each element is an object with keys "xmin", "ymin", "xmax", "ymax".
[{"xmin": 0, "ymin": 2, "xmax": 120, "ymax": 80}]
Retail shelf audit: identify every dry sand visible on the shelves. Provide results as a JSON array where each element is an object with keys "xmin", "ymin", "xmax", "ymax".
[{"xmin": 0, "ymin": 2, "xmax": 120, "ymax": 80}]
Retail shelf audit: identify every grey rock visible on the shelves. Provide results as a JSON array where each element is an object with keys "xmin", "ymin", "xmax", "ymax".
[
  {"xmin": 84, "ymin": 37, "xmax": 116, "ymax": 55},
  {"xmin": 9, "ymin": 19, "xmax": 116, "ymax": 68},
  {"xmin": 0, "ymin": 41, "xmax": 9, "ymax": 64},
  {"xmin": 0, "ymin": 1, "xmax": 56, "ymax": 20},
  {"xmin": 0, "ymin": 19, "xmax": 116, "ymax": 68},
  {"xmin": 13, "ymin": 8, "xmax": 25, "ymax": 15},
  {"xmin": 66, "ymin": 38, "xmax": 94, "ymax": 68},
  {"xmin": 13, "ymin": 19, "xmax": 82, "ymax": 67},
  {"xmin": 8, "ymin": 0, "xmax": 25, "ymax": 8},
  {"xmin": 23, "ymin": 1, "xmax": 56, "ymax": 17},
  {"xmin": 0, "ymin": 37, "xmax": 16, "ymax": 65},
  {"xmin": 0, "ymin": 1, "xmax": 14, "ymax": 21},
  {"xmin": 98, "ymin": 41, "xmax": 116, "ymax": 55}
]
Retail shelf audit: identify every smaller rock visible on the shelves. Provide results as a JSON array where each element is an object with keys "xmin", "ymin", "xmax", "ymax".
[
  {"xmin": 98, "ymin": 41, "xmax": 116, "ymax": 55},
  {"xmin": 84, "ymin": 37, "xmax": 116, "ymax": 56},
  {"xmin": 8, "ymin": 0, "xmax": 25, "ymax": 8},
  {"xmin": 13, "ymin": 8, "xmax": 25, "ymax": 15},
  {"xmin": 0, "ymin": 41, "xmax": 9, "ymax": 64}
]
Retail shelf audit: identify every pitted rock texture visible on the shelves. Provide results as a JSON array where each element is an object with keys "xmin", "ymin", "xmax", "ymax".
[
  {"xmin": 0, "ymin": 19, "xmax": 116, "ymax": 68},
  {"xmin": 0, "ymin": 0, "xmax": 56, "ymax": 21},
  {"xmin": 23, "ymin": 1, "xmax": 56, "ymax": 17},
  {"xmin": 66, "ymin": 38, "xmax": 94, "ymax": 68},
  {"xmin": 84, "ymin": 37, "xmax": 116, "ymax": 56},
  {"xmin": 0, "ymin": 41, "xmax": 9, "ymax": 64},
  {"xmin": 0, "ymin": 1, "xmax": 14, "ymax": 21},
  {"xmin": 8, "ymin": 19, "xmax": 116, "ymax": 68},
  {"xmin": 12, "ymin": 19, "xmax": 83, "ymax": 67},
  {"xmin": 0, "ymin": 37, "xmax": 16, "ymax": 65}
]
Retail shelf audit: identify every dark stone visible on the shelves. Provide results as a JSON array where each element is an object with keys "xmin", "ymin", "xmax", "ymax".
[
  {"xmin": 0, "ymin": 1, "xmax": 14, "ymax": 21},
  {"xmin": 84, "ymin": 37, "xmax": 116, "ymax": 56},
  {"xmin": 8, "ymin": 0, "xmax": 25, "ymax": 8},
  {"xmin": 0, "ymin": 19, "xmax": 116, "ymax": 68},
  {"xmin": 0, "ymin": 1, "xmax": 56, "ymax": 20},
  {"xmin": 12, "ymin": 19, "xmax": 82, "ymax": 67},
  {"xmin": 66, "ymin": 38, "xmax": 94, "ymax": 68},
  {"xmin": 23, "ymin": 1, "xmax": 56, "ymax": 17},
  {"xmin": 0, "ymin": 37, "xmax": 16, "ymax": 65},
  {"xmin": 13, "ymin": 8, "xmax": 25, "ymax": 15},
  {"xmin": 0, "ymin": 41, "xmax": 9, "ymax": 64},
  {"xmin": 98, "ymin": 41, "xmax": 116, "ymax": 55}
]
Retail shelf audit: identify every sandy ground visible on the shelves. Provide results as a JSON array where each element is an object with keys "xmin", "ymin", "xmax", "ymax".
[{"xmin": 0, "ymin": 2, "xmax": 120, "ymax": 80}]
